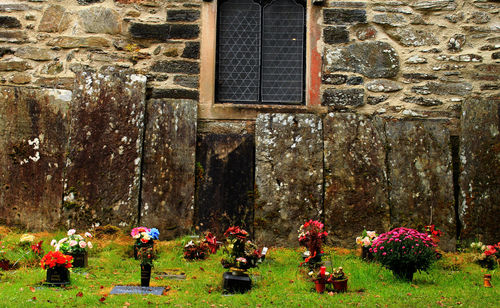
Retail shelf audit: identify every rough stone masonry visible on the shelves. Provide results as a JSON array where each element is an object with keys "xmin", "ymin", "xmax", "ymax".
[{"xmin": 0, "ymin": 0, "xmax": 498, "ymax": 249}]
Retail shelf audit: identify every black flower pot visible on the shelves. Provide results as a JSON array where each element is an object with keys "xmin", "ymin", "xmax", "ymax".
[
  {"xmin": 222, "ymin": 272, "xmax": 251, "ymax": 293},
  {"xmin": 46, "ymin": 267, "xmax": 70, "ymax": 285},
  {"xmin": 69, "ymin": 251, "xmax": 88, "ymax": 268},
  {"xmin": 361, "ymin": 246, "xmax": 374, "ymax": 261},
  {"xmin": 141, "ymin": 264, "xmax": 152, "ymax": 287}
]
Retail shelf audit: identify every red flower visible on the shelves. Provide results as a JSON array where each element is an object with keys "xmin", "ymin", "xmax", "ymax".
[
  {"xmin": 204, "ymin": 232, "xmax": 219, "ymax": 254},
  {"xmin": 40, "ymin": 251, "xmax": 73, "ymax": 270},
  {"xmin": 484, "ymin": 245, "xmax": 497, "ymax": 256},
  {"xmin": 224, "ymin": 226, "xmax": 249, "ymax": 240},
  {"xmin": 30, "ymin": 241, "xmax": 44, "ymax": 255}
]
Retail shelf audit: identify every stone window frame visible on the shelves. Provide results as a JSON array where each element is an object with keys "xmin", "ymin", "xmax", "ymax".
[{"xmin": 200, "ymin": 0, "xmax": 323, "ymax": 120}]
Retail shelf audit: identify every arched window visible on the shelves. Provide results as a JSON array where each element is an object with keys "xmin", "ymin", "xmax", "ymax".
[{"xmin": 216, "ymin": 0, "xmax": 306, "ymax": 104}]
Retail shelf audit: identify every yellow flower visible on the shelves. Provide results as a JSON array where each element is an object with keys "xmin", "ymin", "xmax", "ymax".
[{"xmin": 20, "ymin": 234, "xmax": 35, "ymax": 243}]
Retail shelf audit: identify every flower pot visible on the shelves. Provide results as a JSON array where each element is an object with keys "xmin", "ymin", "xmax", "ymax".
[
  {"xmin": 333, "ymin": 278, "xmax": 348, "ymax": 292},
  {"xmin": 141, "ymin": 264, "xmax": 152, "ymax": 287},
  {"xmin": 46, "ymin": 267, "xmax": 70, "ymax": 285},
  {"xmin": 69, "ymin": 251, "xmax": 88, "ymax": 268},
  {"xmin": 223, "ymin": 272, "xmax": 251, "ymax": 293},
  {"xmin": 314, "ymin": 280, "xmax": 326, "ymax": 293},
  {"xmin": 393, "ymin": 269, "xmax": 414, "ymax": 282},
  {"xmin": 361, "ymin": 246, "xmax": 374, "ymax": 261}
]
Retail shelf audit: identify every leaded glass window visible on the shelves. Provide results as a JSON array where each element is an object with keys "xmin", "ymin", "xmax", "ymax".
[{"xmin": 216, "ymin": 0, "xmax": 306, "ymax": 104}]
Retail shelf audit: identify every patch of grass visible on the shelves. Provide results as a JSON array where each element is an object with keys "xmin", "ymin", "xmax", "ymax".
[{"xmin": 0, "ymin": 229, "xmax": 498, "ymax": 307}]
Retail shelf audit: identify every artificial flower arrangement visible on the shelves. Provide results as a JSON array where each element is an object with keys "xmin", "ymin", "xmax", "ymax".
[
  {"xmin": 131, "ymin": 227, "xmax": 160, "ymax": 246},
  {"xmin": 19, "ymin": 234, "xmax": 36, "ymax": 248},
  {"xmin": 424, "ymin": 225, "xmax": 442, "ymax": 245},
  {"xmin": 40, "ymin": 251, "xmax": 73, "ymax": 285},
  {"xmin": 17, "ymin": 234, "xmax": 44, "ymax": 267},
  {"xmin": 307, "ymin": 266, "xmax": 348, "ymax": 293},
  {"xmin": 183, "ymin": 232, "xmax": 220, "ymax": 260},
  {"xmin": 470, "ymin": 241, "xmax": 500, "ymax": 270},
  {"xmin": 298, "ymin": 220, "xmax": 328, "ymax": 267},
  {"xmin": 131, "ymin": 227, "xmax": 160, "ymax": 287},
  {"xmin": 40, "ymin": 251, "xmax": 73, "ymax": 270},
  {"xmin": 131, "ymin": 227, "xmax": 160, "ymax": 259},
  {"xmin": 370, "ymin": 227, "xmax": 437, "ymax": 281},
  {"xmin": 50, "ymin": 229, "xmax": 93, "ymax": 267},
  {"xmin": 424, "ymin": 225, "xmax": 443, "ymax": 259},
  {"xmin": 50, "ymin": 229, "xmax": 93, "ymax": 255},
  {"xmin": 356, "ymin": 230, "xmax": 378, "ymax": 261},
  {"xmin": 356, "ymin": 230, "xmax": 378, "ymax": 247},
  {"xmin": 221, "ymin": 226, "xmax": 262, "ymax": 273}
]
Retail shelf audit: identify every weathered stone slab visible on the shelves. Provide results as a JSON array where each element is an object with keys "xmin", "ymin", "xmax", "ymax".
[
  {"xmin": 411, "ymin": 0, "xmax": 456, "ymax": 11},
  {"xmin": 78, "ymin": 7, "xmax": 121, "ymax": 35},
  {"xmin": 0, "ymin": 86, "xmax": 71, "ymax": 230},
  {"xmin": 62, "ymin": 69, "xmax": 146, "ymax": 229},
  {"xmin": 0, "ymin": 16, "xmax": 22, "ymax": 28},
  {"xmin": 0, "ymin": 60, "xmax": 31, "ymax": 72},
  {"xmin": 38, "ymin": 5, "xmax": 71, "ymax": 33},
  {"xmin": 0, "ymin": 30, "xmax": 27, "ymax": 43},
  {"xmin": 255, "ymin": 114, "xmax": 323, "ymax": 246},
  {"xmin": 323, "ymin": 88, "xmax": 365, "ymax": 108},
  {"xmin": 323, "ymin": 113, "xmax": 389, "ymax": 247},
  {"xmin": 386, "ymin": 120, "xmax": 456, "ymax": 250},
  {"xmin": 47, "ymin": 36, "xmax": 111, "ymax": 49},
  {"xmin": 324, "ymin": 41, "xmax": 399, "ymax": 78},
  {"xmin": 411, "ymin": 82, "xmax": 473, "ymax": 96},
  {"xmin": 140, "ymin": 99, "xmax": 197, "ymax": 240},
  {"xmin": 366, "ymin": 79, "xmax": 402, "ymax": 92},
  {"xmin": 129, "ymin": 23, "xmax": 199, "ymax": 41},
  {"xmin": 384, "ymin": 27, "xmax": 439, "ymax": 47},
  {"xmin": 459, "ymin": 96, "xmax": 500, "ymax": 244},
  {"xmin": 323, "ymin": 9, "xmax": 366, "ymax": 24},
  {"xmin": 195, "ymin": 122, "xmax": 255, "ymax": 237},
  {"xmin": 15, "ymin": 46, "xmax": 55, "ymax": 61}
]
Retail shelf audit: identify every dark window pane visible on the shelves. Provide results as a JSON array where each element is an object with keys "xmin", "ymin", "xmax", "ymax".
[
  {"xmin": 261, "ymin": 0, "xmax": 304, "ymax": 103},
  {"xmin": 217, "ymin": 0, "xmax": 261, "ymax": 102}
]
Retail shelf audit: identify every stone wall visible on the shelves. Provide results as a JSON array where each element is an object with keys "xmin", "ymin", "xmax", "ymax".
[{"xmin": 0, "ymin": 0, "xmax": 498, "ymax": 248}]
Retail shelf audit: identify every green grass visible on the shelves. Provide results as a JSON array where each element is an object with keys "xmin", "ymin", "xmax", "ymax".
[{"xmin": 0, "ymin": 230, "xmax": 498, "ymax": 307}]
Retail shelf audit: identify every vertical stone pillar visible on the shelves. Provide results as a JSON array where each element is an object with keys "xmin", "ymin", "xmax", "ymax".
[
  {"xmin": 386, "ymin": 119, "xmax": 456, "ymax": 250},
  {"xmin": 140, "ymin": 99, "xmax": 197, "ymax": 239},
  {"xmin": 323, "ymin": 113, "xmax": 389, "ymax": 247},
  {"xmin": 255, "ymin": 113, "xmax": 323, "ymax": 246},
  {"xmin": 195, "ymin": 121, "xmax": 255, "ymax": 237},
  {"xmin": 63, "ymin": 69, "xmax": 146, "ymax": 229},
  {"xmin": 0, "ymin": 86, "xmax": 71, "ymax": 230},
  {"xmin": 459, "ymin": 96, "xmax": 500, "ymax": 244}
]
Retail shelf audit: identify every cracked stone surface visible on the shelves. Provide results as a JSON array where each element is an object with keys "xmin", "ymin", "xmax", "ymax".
[
  {"xmin": 62, "ymin": 68, "xmax": 146, "ymax": 229},
  {"xmin": 386, "ymin": 119, "xmax": 456, "ymax": 250},
  {"xmin": 255, "ymin": 113, "xmax": 323, "ymax": 246},
  {"xmin": 323, "ymin": 113, "xmax": 389, "ymax": 247},
  {"xmin": 0, "ymin": 86, "xmax": 71, "ymax": 230},
  {"xmin": 140, "ymin": 99, "xmax": 197, "ymax": 240},
  {"xmin": 459, "ymin": 96, "xmax": 500, "ymax": 244}
]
